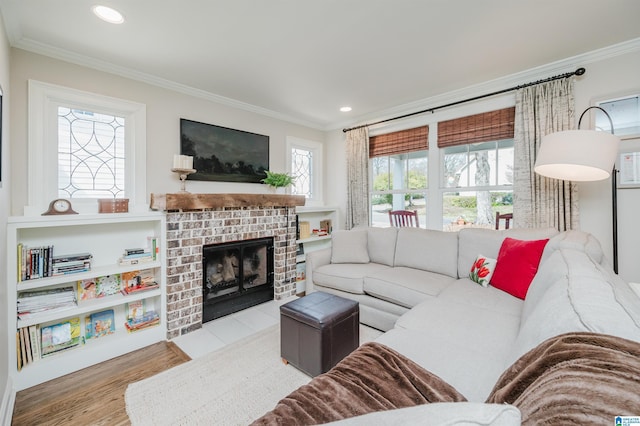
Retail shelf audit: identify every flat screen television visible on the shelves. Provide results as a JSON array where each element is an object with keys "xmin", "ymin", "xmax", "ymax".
[{"xmin": 180, "ymin": 118, "xmax": 269, "ymax": 183}]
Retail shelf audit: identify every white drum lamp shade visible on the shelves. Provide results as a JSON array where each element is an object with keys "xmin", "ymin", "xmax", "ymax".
[
  {"xmin": 534, "ymin": 130, "xmax": 620, "ymax": 181},
  {"xmin": 533, "ymin": 105, "xmax": 621, "ymax": 274}
]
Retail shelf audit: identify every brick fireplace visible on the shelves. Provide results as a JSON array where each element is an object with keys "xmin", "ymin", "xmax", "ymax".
[{"xmin": 151, "ymin": 193, "xmax": 304, "ymax": 339}]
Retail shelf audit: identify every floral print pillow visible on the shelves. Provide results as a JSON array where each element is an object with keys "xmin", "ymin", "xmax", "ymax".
[{"xmin": 469, "ymin": 255, "xmax": 497, "ymax": 287}]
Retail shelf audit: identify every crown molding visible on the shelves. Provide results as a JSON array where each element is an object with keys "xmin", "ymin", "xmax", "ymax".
[
  {"xmin": 6, "ymin": 20, "xmax": 640, "ymax": 134},
  {"xmin": 10, "ymin": 37, "xmax": 326, "ymax": 131},
  {"xmin": 332, "ymin": 37, "xmax": 640, "ymax": 132}
]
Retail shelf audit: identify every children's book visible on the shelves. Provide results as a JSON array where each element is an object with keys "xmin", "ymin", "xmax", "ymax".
[
  {"xmin": 126, "ymin": 300, "xmax": 145, "ymax": 321},
  {"xmin": 90, "ymin": 309, "xmax": 115, "ymax": 338},
  {"xmin": 121, "ymin": 270, "xmax": 141, "ymax": 289},
  {"xmin": 96, "ymin": 274, "xmax": 121, "ymax": 297},
  {"xmin": 41, "ymin": 317, "xmax": 81, "ymax": 357},
  {"xmin": 78, "ymin": 279, "xmax": 98, "ymax": 300}
]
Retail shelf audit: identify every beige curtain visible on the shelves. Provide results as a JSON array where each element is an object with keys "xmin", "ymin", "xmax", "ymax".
[
  {"xmin": 345, "ymin": 127, "xmax": 369, "ymax": 229},
  {"xmin": 513, "ymin": 78, "xmax": 579, "ymax": 230}
]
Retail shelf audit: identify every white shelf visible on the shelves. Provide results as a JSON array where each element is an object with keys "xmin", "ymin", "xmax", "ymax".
[
  {"xmin": 7, "ymin": 213, "xmax": 167, "ymax": 391},
  {"xmin": 16, "ymin": 261, "xmax": 161, "ymax": 292},
  {"xmin": 297, "ymin": 235, "xmax": 331, "ymax": 244},
  {"xmin": 295, "ymin": 206, "xmax": 338, "ymax": 214},
  {"xmin": 17, "ymin": 288, "xmax": 162, "ymax": 328}
]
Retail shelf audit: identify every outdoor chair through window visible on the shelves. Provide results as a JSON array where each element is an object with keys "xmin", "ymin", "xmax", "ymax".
[{"xmin": 389, "ymin": 210, "xmax": 419, "ymax": 227}]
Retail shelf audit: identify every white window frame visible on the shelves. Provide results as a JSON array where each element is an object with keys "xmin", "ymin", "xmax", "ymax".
[
  {"xmin": 286, "ymin": 136, "xmax": 323, "ymax": 206},
  {"xmin": 27, "ymin": 80, "xmax": 146, "ymax": 215}
]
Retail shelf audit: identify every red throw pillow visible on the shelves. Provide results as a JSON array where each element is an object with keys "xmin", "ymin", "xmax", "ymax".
[{"xmin": 490, "ymin": 237, "xmax": 549, "ymax": 299}]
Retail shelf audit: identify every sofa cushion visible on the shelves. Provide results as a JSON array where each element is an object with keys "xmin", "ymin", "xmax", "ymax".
[
  {"xmin": 509, "ymin": 248, "xmax": 640, "ymax": 365},
  {"xmin": 313, "ymin": 263, "xmax": 391, "ymax": 294},
  {"xmin": 543, "ymin": 229, "xmax": 607, "ymax": 265},
  {"xmin": 326, "ymin": 402, "xmax": 521, "ymax": 426},
  {"xmin": 364, "ymin": 267, "xmax": 455, "ymax": 308},
  {"xmin": 457, "ymin": 227, "xmax": 558, "ymax": 278},
  {"xmin": 490, "ymin": 238, "xmax": 549, "ymax": 299},
  {"xmin": 469, "ymin": 254, "xmax": 497, "ymax": 287},
  {"xmin": 376, "ymin": 326, "xmax": 515, "ymax": 402},
  {"xmin": 367, "ymin": 227, "xmax": 398, "ymax": 266},
  {"xmin": 331, "ymin": 229, "xmax": 369, "ymax": 264},
  {"xmin": 436, "ymin": 279, "xmax": 523, "ymax": 318},
  {"xmin": 394, "ymin": 228, "xmax": 458, "ymax": 278}
]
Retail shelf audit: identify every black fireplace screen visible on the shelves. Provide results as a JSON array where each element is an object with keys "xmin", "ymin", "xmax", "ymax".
[{"xmin": 202, "ymin": 237, "xmax": 274, "ymax": 321}]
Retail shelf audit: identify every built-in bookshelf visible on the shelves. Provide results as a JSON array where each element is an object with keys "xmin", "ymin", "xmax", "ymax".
[
  {"xmin": 6, "ymin": 212, "xmax": 166, "ymax": 391},
  {"xmin": 295, "ymin": 206, "xmax": 337, "ymax": 293}
]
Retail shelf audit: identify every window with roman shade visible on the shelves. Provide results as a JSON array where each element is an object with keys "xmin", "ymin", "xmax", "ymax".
[
  {"xmin": 369, "ymin": 126, "xmax": 429, "ymax": 228},
  {"xmin": 438, "ymin": 107, "xmax": 515, "ymax": 230}
]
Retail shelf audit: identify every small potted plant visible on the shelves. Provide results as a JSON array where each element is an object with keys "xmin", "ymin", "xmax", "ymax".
[{"xmin": 262, "ymin": 171, "xmax": 295, "ymax": 193}]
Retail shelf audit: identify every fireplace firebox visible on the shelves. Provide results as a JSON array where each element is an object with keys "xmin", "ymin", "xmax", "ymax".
[{"xmin": 202, "ymin": 237, "xmax": 274, "ymax": 322}]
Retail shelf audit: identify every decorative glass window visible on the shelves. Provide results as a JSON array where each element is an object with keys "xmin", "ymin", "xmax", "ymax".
[
  {"xmin": 286, "ymin": 137, "xmax": 323, "ymax": 205},
  {"xmin": 597, "ymin": 95, "xmax": 640, "ymax": 137},
  {"xmin": 57, "ymin": 107, "xmax": 126, "ymax": 198},
  {"xmin": 291, "ymin": 147, "xmax": 312, "ymax": 198},
  {"xmin": 27, "ymin": 80, "xmax": 146, "ymax": 215}
]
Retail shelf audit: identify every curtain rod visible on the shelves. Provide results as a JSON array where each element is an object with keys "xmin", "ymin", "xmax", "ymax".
[{"xmin": 342, "ymin": 68, "xmax": 586, "ymax": 133}]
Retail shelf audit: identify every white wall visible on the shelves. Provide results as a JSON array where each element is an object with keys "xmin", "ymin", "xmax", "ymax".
[
  {"xmin": 326, "ymin": 49, "xmax": 640, "ymax": 283},
  {"xmin": 575, "ymin": 50, "xmax": 640, "ymax": 283},
  {"xmin": 0, "ymin": 8, "xmax": 11, "ymax": 419},
  {"xmin": 9, "ymin": 49, "xmax": 326, "ymax": 216}
]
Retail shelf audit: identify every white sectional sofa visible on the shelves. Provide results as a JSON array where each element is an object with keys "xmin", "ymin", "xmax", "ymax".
[{"xmin": 305, "ymin": 226, "xmax": 640, "ymax": 403}]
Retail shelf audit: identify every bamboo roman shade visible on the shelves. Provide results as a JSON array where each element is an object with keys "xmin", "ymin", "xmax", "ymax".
[
  {"xmin": 369, "ymin": 126, "xmax": 428, "ymax": 158},
  {"xmin": 438, "ymin": 107, "xmax": 515, "ymax": 148}
]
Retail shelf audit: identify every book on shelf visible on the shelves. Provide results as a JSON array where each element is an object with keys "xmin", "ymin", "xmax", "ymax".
[
  {"xmin": 118, "ymin": 256, "xmax": 154, "ymax": 266},
  {"xmin": 78, "ymin": 279, "xmax": 98, "ymax": 301},
  {"xmin": 96, "ymin": 274, "xmax": 122, "ymax": 297},
  {"xmin": 120, "ymin": 269, "xmax": 158, "ymax": 295},
  {"xmin": 147, "ymin": 236, "xmax": 159, "ymax": 261},
  {"xmin": 296, "ymin": 262, "xmax": 306, "ymax": 282},
  {"xmin": 17, "ymin": 286, "xmax": 77, "ymax": 319},
  {"xmin": 16, "ymin": 332, "xmax": 22, "ymax": 371},
  {"xmin": 17, "ymin": 244, "xmax": 55, "ymax": 281},
  {"xmin": 126, "ymin": 300, "xmax": 145, "ymax": 322},
  {"xmin": 19, "ymin": 328, "xmax": 28, "ymax": 366},
  {"xmin": 88, "ymin": 309, "xmax": 115, "ymax": 339},
  {"xmin": 41, "ymin": 317, "xmax": 81, "ymax": 358},
  {"xmin": 119, "ymin": 237, "xmax": 159, "ymax": 265},
  {"xmin": 29, "ymin": 325, "xmax": 40, "ymax": 361},
  {"xmin": 23, "ymin": 327, "xmax": 33, "ymax": 364},
  {"xmin": 51, "ymin": 253, "xmax": 92, "ymax": 276},
  {"xmin": 125, "ymin": 305, "xmax": 159, "ymax": 333}
]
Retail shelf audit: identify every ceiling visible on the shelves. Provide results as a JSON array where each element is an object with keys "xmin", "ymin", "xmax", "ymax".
[{"xmin": 2, "ymin": 0, "xmax": 640, "ymax": 130}]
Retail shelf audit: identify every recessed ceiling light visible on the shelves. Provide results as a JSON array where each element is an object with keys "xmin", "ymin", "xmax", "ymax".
[
  {"xmin": 92, "ymin": 5, "xmax": 125, "ymax": 24},
  {"xmin": 340, "ymin": 106, "xmax": 352, "ymax": 112}
]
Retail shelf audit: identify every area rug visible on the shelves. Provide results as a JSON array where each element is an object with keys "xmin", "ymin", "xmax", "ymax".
[{"xmin": 125, "ymin": 324, "xmax": 382, "ymax": 425}]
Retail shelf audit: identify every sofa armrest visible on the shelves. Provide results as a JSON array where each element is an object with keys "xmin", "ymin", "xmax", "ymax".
[{"xmin": 305, "ymin": 248, "xmax": 332, "ymax": 294}]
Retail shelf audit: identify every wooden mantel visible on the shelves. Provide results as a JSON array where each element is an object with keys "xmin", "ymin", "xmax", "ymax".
[{"xmin": 150, "ymin": 193, "xmax": 306, "ymax": 211}]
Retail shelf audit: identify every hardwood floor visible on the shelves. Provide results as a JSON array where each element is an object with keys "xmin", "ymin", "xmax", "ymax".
[{"xmin": 11, "ymin": 341, "xmax": 191, "ymax": 426}]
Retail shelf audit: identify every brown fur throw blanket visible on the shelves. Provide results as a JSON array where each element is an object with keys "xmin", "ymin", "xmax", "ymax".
[
  {"xmin": 487, "ymin": 332, "xmax": 640, "ymax": 425},
  {"xmin": 251, "ymin": 342, "xmax": 466, "ymax": 425}
]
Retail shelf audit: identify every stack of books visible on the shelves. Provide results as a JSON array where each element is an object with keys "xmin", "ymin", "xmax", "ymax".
[
  {"xmin": 17, "ymin": 244, "xmax": 54, "ymax": 281},
  {"xmin": 118, "ymin": 247, "xmax": 154, "ymax": 266},
  {"xmin": 51, "ymin": 253, "xmax": 92, "ymax": 276},
  {"xmin": 16, "ymin": 325, "xmax": 40, "ymax": 370},
  {"xmin": 17, "ymin": 286, "xmax": 77, "ymax": 319},
  {"xmin": 125, "ymin": 310, "xmax": 160, "ymax": 333}
]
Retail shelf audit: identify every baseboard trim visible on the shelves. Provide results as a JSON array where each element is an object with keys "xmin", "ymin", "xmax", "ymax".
[{"xmin": 0, "ymin": 377, "xmax": 15, "ymax": 426}]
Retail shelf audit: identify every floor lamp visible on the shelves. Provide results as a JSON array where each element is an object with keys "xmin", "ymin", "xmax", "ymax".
[{"xmin": 534, "ymin": 106, "xmax": 621, "ymax": 274}]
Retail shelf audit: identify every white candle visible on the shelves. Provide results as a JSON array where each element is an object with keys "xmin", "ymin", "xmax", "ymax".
[
  {"xmin": 173, "ymin": 154, "xmax": 180, "ymax": 169},
  {"xmin": 185, "ymin": 155, "xmax": 193, "ymax": 169}
]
